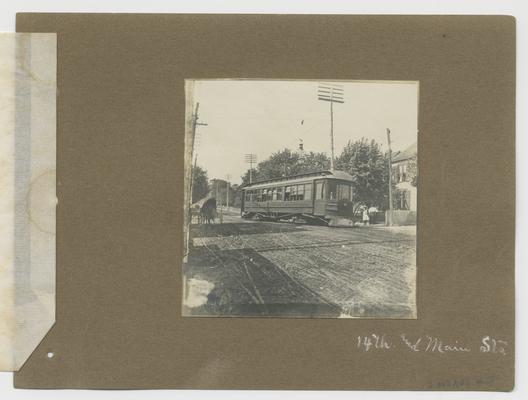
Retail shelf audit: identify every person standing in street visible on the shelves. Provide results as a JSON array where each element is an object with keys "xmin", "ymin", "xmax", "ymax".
[{"xmin": 362, "ymin": 206, "xmax": 370, "ymax": 226}]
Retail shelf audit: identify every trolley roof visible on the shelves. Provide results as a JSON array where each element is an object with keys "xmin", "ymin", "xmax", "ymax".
[{"xmin": 241, "ymin": 170, "xmax": 354, "ymax": 190}]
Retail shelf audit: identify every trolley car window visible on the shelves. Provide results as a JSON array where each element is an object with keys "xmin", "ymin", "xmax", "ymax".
[
  {"xmin": 337, "ymin": 184, "xmax": 351, "ymax": 200},
  {"xmin": 315, "ymin": 182, "xmax": 324, "ymax": 200},
  {"xmin": 328, "ymin": 181, "xmax": 337, "ymax": 200},
  {"xmin": 297, "ymin": 185, "xmax": 302, "ymax": 201},
  {"xmin": 250, "ymin": 183, "xmax": 314, "ymax": 202},
  {"xmin": 305, "ymin": 183, "xmax": 312, "ymax": 200}
]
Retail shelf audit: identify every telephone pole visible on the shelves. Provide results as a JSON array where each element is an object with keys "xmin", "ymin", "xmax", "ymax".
[
  {"xmin": 244, "ymin": 153, "xmax": 257, "ymax": 183},
  {"xmin": 318, "ymin": 83, "xmax": 344, "ymax": 171},
  {"xmin": 386, "ymin": 128, "xmax": 393, "ymax": 226},
  {"xmin": 189, "ymin": 102, "xmax": 208, "ymax": 205},
  {"xmin": 226, "ymin": 174, "xmax": 231, "ymax": 209},
  {"xmin": 185, "ymin": 102, "xmax": 207, "ymax": 262},
  {"xmin": 190, "ymin": 103, "xmax": 208, "ymax": 161}
]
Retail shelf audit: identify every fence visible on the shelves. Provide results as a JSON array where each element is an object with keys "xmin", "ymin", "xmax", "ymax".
[{"xmin": 385, "ymin": 210, "xmax": 417, "ymax": 226}]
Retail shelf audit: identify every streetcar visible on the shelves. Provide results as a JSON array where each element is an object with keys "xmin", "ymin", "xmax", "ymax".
[{"xmin": 240, "ymin": 170, "xmax": 354, "ymax": 226}]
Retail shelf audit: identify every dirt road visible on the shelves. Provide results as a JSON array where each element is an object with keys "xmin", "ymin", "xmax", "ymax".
[{"xmin": 183, "ymin": 209, "xmax": 416, "ymax": 318}]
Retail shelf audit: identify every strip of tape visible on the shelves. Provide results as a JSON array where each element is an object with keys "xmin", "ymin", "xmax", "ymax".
[{"xmin": 0, "ymin": 33, "xmax": 56, "ymax": 371}]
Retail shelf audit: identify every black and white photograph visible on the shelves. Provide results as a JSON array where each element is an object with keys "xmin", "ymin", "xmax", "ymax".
[{"xmin": 183, "ymin": 79, "xmax": 418, "ymax": 318}]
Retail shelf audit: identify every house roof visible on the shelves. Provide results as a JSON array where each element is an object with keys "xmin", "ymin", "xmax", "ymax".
[{"xmin": 392, "ymin": 142, "xmax": 417, "ymax": 163}]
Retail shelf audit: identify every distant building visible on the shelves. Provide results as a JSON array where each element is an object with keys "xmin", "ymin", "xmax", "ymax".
[
  {"xmin": 391, "ymin": 142, "xmax": 417, "ymax": 211},
  {"xmin": 209, "ymin": 178, "xmax": 236, "ymax": 207}
]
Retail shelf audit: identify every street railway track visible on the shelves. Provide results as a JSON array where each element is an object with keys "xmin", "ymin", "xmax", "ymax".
[
  {"xmin": 197, "ymin": 233, "xmax": 337, "ymax": 310},
  {"xmin": 186, "ymin": 218, "xmax": 415, "ymax": 317}
]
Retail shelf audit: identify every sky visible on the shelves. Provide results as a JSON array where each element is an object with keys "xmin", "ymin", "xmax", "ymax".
[{"xmin": 189, "ymin": 80, "xmax": 418, "ymax": 185}]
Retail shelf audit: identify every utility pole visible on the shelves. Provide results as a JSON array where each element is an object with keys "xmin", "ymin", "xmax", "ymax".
[
  {"xmin": 318, "ymin": 83, "xmax": 344, "ymax": 171},
  {"xmin": 226, "ymin": 174, "xmax": 231, "ymax": 209},
  {"xmin": 386, "ymin": 128, "xmax": 393, "ymax": 226},
  {"xmin": 244, "ymin": 153, "xmax": 257, "ymax": 183},
  {"xmin": 185, "ymin": 102, "xmax": 207, "ymax": 262},
  {"xmin": 215, "ymin": 179, "xmax": 223, "ymax": 223},
  {"xmin": 189, "ymin": 102, "xmax": 208, "ymax": 206}
]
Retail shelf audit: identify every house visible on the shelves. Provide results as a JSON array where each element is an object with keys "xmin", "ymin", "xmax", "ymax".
[{"xmin": 391, "ymin": 142, "xmax": 417, "ymax": 212}]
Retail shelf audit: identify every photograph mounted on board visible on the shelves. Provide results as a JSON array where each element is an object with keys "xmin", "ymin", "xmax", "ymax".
[{"xmin": 183, "ymin": 79, "xmax": 418, "ymax": 318}]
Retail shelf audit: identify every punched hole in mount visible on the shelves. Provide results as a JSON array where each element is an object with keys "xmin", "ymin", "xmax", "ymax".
[{"xmin": 46, "ymin": 352, "xmax": 54, "ymax": 359}]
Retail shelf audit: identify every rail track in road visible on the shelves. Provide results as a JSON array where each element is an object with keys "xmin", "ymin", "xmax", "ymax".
[
  {"xmin": 194, "ymin": 234, "xmax": 339, "ymax": 315},
  {"xmin": 245, "ymin": 237, "xmax": 414, "ymax": 253},
  {"xmin": 185, "ymin": 217, "xmax": 416, "ymax": 318}
]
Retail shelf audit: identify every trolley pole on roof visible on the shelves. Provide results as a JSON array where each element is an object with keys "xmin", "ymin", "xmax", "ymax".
[
  {"xmin": 318, "ymin": 83, "xmax": 344, "ymax": 171},
  {"xmin": 244, "ymin": 153, "xmax": 257, "ymax": 183},
  {"xmin": 386, "ymin": 128, "xmax": 393, "ymax": 226}
]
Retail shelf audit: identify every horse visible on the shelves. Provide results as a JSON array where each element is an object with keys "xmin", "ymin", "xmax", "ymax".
[{"xmin": 200, "ymin": 198, "xmax": 217, "ymax": 225}]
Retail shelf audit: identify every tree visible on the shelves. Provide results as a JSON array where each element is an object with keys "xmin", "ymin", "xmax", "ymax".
[
  {"xmin": 302, "ymin": 151, "xmax": 331, "ymax": 172},
  {"xmin": 240, "ymin": 148, "xmax": 330, "ymax": 185},
  {"xmin": 240, "ymin": 168, "xmax": 259, "ymax": 186},
  {"xmin": 406, "ymin": 156, "xmax": 418, "ymax": 187},
  {"xmin": 231, "ymin": 183, "xmax": 243, "ymax": 207},
  {"xmin": 255, "ymin": 148, "xmax": 301, "ymax": 181},
  {"xmin": 191, "ymin": 165, "xmax": 209, "ymax": 203},
  {"xmin": 335, "ymin": 138, "xmax": 389, "ymax": 210}
]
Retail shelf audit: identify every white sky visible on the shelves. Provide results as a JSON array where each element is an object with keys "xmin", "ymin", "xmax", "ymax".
[{"xmin": 190, "ymin": 80, "xmax": 418, "ymax": 185}]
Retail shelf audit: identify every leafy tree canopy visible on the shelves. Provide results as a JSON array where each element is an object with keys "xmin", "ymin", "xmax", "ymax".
[
  {"xmin": 406, "ymin": 156, "xmax": 418, "ymax": 187},
  {"xmin": 191, "ymin": 165, "xmax": 209, "ymax": 203},
  {"xmin": 335, "ymin": 138, "xmax": 389, "ymax": 210},
  {"xmin": 241, "ymin": 149, "xmax": 330, "ymax": 186}
]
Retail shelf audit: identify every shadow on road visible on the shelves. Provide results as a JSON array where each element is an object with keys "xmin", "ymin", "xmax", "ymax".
[{"xmin": 183, "ymin": 247, "xmax": 341, "ymax": 318}]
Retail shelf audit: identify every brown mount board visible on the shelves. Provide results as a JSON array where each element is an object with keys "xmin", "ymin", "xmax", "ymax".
[{"xmin": 15, "ymin": 14, "xmax": 515, "ymax": 390}]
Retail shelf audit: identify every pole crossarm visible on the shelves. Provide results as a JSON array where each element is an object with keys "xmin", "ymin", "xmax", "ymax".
[
  {"xmin": 244, "ymin": 153, "xmax": 257, "ymax": 183},
  {"xmin": 317, "ymin": 97, "xmax": 345, "ymax": 103},
  {"xmin": 317, "ymin": 83, "xmax": 345, "ymax": 171}
]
